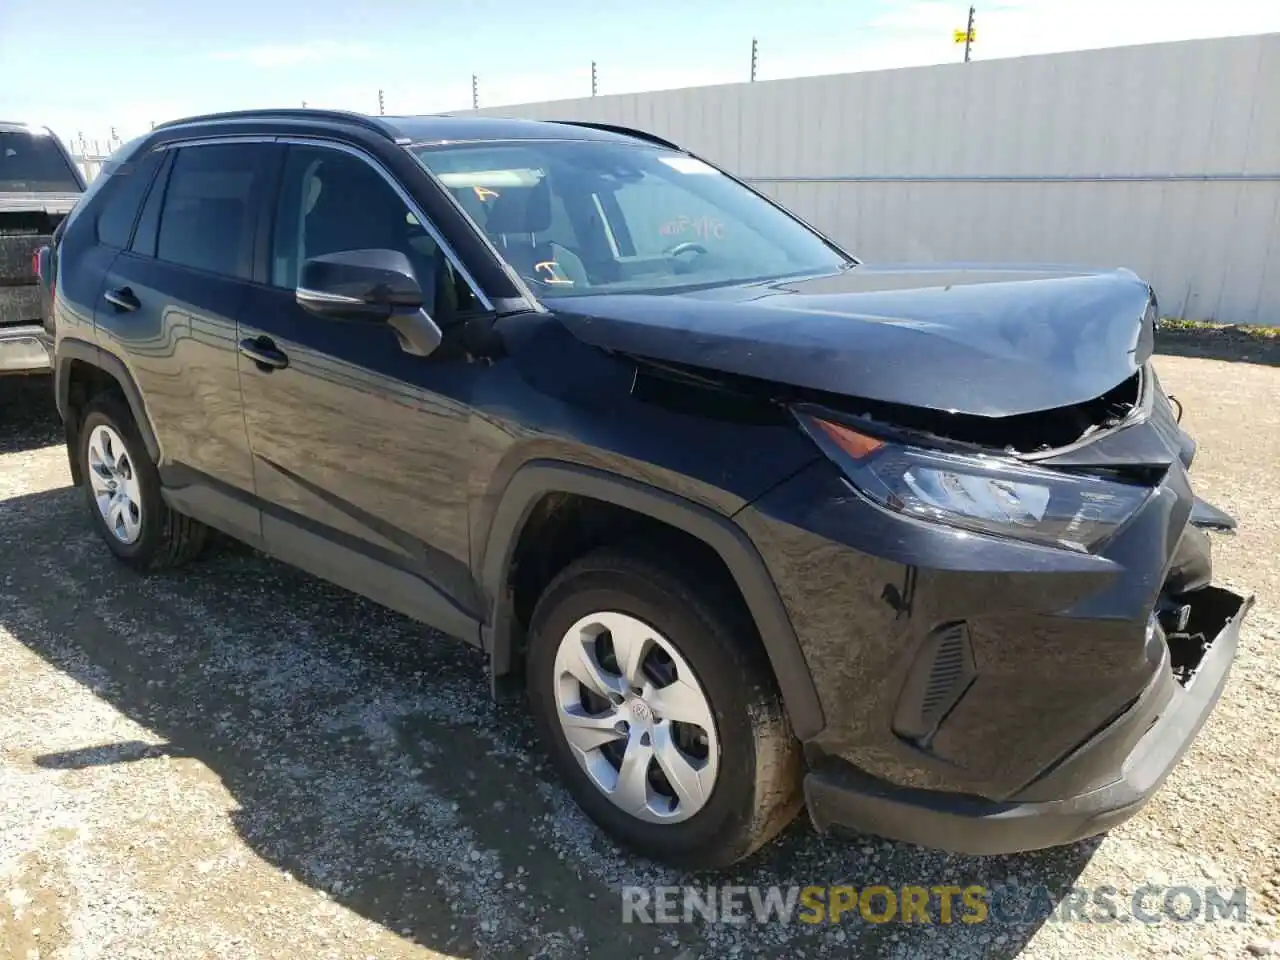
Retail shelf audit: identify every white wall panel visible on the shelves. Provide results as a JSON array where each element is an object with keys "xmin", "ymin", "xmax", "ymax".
[{"xmin": 476, "ymin": 34, "xmax": 1280, "ymax": 324}]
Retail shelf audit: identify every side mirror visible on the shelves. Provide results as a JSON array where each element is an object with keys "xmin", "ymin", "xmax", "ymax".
[
  {"xmin": 296, "ymin": 248, "xmax": 443, "ymax": 357},
  {"xmin": 297, "ymin": 248, "xmax": 423, "ymax": 321}
]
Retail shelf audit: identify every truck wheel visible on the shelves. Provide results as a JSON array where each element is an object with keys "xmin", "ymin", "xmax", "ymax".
[
  {"xmin": 526, "ymin": 547, "xmax": 802, "ymax": 869},
  {"xmin": 78, "ymin": 394, "xmax": 207, "ymax": 571}
]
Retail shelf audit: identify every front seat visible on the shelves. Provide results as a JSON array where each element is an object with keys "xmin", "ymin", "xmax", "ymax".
[{"xmin": 483, "ymin": 177, "xmax": 588, "ymax": 290}]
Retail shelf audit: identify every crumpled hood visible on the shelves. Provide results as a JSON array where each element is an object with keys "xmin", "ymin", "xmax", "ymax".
[{"xmin": 543, "ymin": 263, "xmax": 1156, "ymax": 417}]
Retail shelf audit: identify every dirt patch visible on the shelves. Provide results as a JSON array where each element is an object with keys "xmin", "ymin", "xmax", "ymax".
[{"xmin": 1, "ymin": 838, "xmax": 74, "ymax": 960}]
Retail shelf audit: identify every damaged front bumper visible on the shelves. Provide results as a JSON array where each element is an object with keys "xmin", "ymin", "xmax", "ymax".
[{"xmin": 803, "ymin": 585, "xmax": 1252, "ymax": 854}]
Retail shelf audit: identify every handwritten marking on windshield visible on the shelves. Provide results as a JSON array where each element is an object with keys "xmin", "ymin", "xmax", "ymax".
[
  {"xmin": 534, "ymin": 261, "xmax": 575, "ymax": 285},
  {"xmin": 659, "ymin": 214, "xmax": 725, "ymax": 241}
]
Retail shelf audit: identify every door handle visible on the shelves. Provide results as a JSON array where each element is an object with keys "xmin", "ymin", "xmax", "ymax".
[
  {"xmin": 103, "ymin": 287, "xmax": 140, "ymax": 312},
  {"xmin": 238, "ymin": 336, "xmax": 289, "ymax": 371}
]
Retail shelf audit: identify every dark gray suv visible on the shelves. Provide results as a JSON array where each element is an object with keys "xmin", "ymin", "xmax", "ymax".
[{"xmin": 46, "ymin": 109, "xmax": 1251, "ymax": 868}]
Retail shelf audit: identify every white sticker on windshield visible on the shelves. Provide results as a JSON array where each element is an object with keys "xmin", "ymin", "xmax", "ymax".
[{"xmin": 659, "ymin": 156, "xmax": 718, "ymax": 175}]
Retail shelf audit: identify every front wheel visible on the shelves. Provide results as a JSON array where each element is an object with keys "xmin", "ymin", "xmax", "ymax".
[{"xmin": 526, "ymin": 548, "xmax": 802, "ymax": 869}]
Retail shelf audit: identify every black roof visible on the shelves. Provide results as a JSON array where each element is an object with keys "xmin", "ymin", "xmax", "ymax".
[{"xmin": 154, "ymin": 109, "xmax": 681, "ymax": 151}]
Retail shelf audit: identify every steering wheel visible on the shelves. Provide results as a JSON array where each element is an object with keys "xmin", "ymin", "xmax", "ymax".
[{"xmin": 664, "ymin": 241, "xmax": 709, "ymax": 258}]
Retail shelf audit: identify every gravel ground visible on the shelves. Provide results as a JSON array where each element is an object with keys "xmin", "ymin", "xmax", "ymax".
[{"xmin": 1, "ymin": 354, "xmax": 1277, "ymax": 960}]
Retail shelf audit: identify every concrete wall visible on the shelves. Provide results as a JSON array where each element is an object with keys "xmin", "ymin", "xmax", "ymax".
[{"xmin": 476, "ymin": 34, "xmax": 1280, "ymax": 325}]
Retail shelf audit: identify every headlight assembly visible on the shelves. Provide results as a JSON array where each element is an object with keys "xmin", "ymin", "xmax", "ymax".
[{"xmin": 802, "ymin": 416, "xmax": 1151, "ymax": 553}]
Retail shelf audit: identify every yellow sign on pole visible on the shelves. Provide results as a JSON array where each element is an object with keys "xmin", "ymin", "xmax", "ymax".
[{"xmin": 953, "ymin": 28, "xmax": 976, "ymax": 43}]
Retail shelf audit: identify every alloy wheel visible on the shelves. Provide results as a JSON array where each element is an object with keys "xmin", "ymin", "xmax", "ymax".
[
  {"xmin": 86, "ymin": 424, "xmax": 143, "ymax": 545},
  {"xmin": 552, "ymin": 610, "xmax": 721, "ymax": 823}
]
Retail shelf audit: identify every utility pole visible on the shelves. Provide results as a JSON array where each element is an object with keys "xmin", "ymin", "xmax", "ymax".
[
  {"xmin": 472, "ymin": 74, "xmax": 479, "ymax": 109},
  {"xmin": 750, "ymin": 37, "xmax": 758, "ymax": 82},
  {"xmin": 591, "ymin": 60, "xmax": 598, "ymax": 97},
  {"xmin": 964, "ymin": 5, "xmax": 976, "ymax": 63},
  {"xmin": 377, "ymin": 88, "xmax": 385, "ymax": 115}
]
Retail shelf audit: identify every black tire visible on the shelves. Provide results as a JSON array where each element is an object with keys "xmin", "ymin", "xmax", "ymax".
[
  {"xmin": 77, "ymin": 393, "xmax": 207, "ymax": 571},
  {"xmin": 526, "ymin": 546, "xmax": 803, "ymax": 869}
]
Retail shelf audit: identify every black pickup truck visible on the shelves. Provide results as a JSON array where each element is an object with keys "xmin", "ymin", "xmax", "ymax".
[{"xmin": 1, "ymin": 122, "xmax": 85, "ymax": 375}]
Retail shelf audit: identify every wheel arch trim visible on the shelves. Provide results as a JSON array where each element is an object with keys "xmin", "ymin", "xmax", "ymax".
[
  {"xmin": 477, "ymin": 459, "xmax": 826, "ymax": 741},
  {"xmin": 55, "ymin": 339, "xmax": 161, "ymax": 464}
]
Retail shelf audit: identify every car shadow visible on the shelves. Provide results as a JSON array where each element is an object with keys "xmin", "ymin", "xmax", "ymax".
[
  {"xmin": 0, "ymin": 375, "xmax": 61, "ymax": 454},
  {"xmin": 0, "ymin": 481, "xmax": 1100, "ymax": 959}
]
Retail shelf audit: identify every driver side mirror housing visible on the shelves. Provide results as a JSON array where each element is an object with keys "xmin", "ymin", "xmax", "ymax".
[{"xmin": 296, "ymin": 248, "xmax": 443, "ymax": 356}]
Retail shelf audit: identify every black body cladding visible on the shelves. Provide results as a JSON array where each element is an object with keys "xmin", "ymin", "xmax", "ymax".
[{"xmin": 49, "ymin": 109, "xmax": 1248, "ymax": 859}]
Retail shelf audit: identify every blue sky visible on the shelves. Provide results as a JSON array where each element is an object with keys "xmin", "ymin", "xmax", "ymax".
[{"xmin": 3, "ymin": 0, "xmax": 1279, "ymax": 150}]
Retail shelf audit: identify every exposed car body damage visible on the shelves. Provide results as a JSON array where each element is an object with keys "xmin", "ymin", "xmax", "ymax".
[{"xmin": 627, "ymin": 353, "xmax": 1146, "ymax": 459}]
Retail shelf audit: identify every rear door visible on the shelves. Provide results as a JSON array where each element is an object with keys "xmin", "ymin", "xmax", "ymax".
[
  {"xmin": 96, "ymin": 140, "xmax": 275, "ymax": 542},
  {"xmin": 54, "ymin": 142, "xmax": 165, "ymax": 344}
]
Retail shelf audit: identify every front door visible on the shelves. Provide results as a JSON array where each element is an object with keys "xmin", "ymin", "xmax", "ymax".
[{"xmin": 237, "ymin": 140, "xmax": 483, "ymax": 639}]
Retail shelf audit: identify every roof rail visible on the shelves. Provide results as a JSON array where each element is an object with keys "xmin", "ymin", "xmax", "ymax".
[
  {"xmin": 546, "ymin": 120, "xmax": 682, "ymax": 151},
  {"xmin": 154, "ymin": 108, "xmax": 396, "ymax": 140}
]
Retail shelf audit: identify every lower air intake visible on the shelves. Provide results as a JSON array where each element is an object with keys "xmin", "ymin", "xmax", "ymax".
[{"xmin": 892, "ymin": 622, "xmax": 977, "ymax": 746}]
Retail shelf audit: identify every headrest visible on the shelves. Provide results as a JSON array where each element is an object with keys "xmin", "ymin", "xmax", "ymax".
[{"xmin": 482, "ymin": 176, "xmax": 551, "ymax": 235}]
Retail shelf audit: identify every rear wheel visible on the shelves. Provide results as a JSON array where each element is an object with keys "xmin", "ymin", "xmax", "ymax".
[
  {"xmin": 78, "ymin": 394, "xmax": 207, "ymax": 571},
  {"xmin": 526, "ymin": 548, "xmax": 802, "ymax": 869}
]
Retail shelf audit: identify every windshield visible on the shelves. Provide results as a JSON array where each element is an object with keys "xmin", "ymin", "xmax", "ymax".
[
  {"xmin": 410, "ymin": 139, "xmax": 848, "ymax": 297},
  {"xmin": 0, "ymin": 130, "xmax": 81, "ymax": 192}
]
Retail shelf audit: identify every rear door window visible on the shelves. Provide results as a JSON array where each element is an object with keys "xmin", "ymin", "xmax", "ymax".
[
  {"xmin": 0, "ymin": 129, "xmax": 82, "ymax": 192},
  {"xmin": 154, "ymin": 143, "xmax": 267, "ymax": 279}
]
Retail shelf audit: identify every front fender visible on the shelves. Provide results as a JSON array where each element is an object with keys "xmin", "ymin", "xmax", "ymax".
[{"xmin": 476, "ymin": 459, "xmax": 826, "ymax": 741}]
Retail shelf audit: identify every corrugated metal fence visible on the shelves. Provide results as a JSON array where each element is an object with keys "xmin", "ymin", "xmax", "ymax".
[{"xmin": 477, "ymin": 33, "xmax": 1280, "ymax": 325}]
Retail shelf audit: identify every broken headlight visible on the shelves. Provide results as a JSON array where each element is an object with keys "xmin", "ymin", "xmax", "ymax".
[{"xmin": 804, "ymin": 417, "xmax": 1151, "ymax": 553}]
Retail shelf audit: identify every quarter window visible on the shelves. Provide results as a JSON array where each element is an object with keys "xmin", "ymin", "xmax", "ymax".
[{"xmin": 95, "ymin": 149, "xmax": 162, "ymax": 249}]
